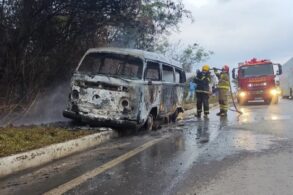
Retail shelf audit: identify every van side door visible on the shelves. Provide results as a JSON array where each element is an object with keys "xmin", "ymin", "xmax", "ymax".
[
  {"xmin": 174, "ymin": 68, "xmax": 186, "ymax": 109},
  {"xmin": 143, "ymin": 61, "xmax": 162, "ymax": 120},
  {"xmin": 161, "ymin": 64, "xmax": 176, "ymax": 115}
]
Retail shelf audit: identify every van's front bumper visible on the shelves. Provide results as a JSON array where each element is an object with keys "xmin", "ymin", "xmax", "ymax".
[{"xmin": 63, "ymin": 110, "xmax": 141, "ymax": 129}]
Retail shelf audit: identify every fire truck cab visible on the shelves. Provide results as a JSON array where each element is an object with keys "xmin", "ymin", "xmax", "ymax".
[{"xmin": 232, "ymin": 58, "xmax": 282, "ymax": 105}]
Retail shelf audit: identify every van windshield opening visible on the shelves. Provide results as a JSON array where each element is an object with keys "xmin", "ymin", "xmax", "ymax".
[
  {"xmin": 239, "ymin": 64, "xmax": 274, "ymax": 78},
  {"xmin": 78, "ymin": 52, "xmax": 143, "ymax": 80}
]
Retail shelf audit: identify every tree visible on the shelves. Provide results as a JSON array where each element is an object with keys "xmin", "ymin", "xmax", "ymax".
[
  {"xmin": 0, "ymin": 0, "xmax": 191, "ymax": 102},
  {"xmin": 155, "ymin": 38, "xmax": 213, "ymax": 72}
]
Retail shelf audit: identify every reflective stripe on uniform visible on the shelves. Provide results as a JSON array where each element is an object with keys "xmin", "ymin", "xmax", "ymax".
[
  {"xmin": 218, "ymin": 86, "xmax": 230, "ymax": 90},
  {"xmin": 218, "ymin": 72, "xmax": 230, "ymax": 89},
  {"xmin": 196, "ymin": 90, "xmax": 210, "ymax": 94},
  {"xmin": 200, "ymin": 76, "xmax": 211, "ymax": 81},
  {"xmin": 220, "ymin": 104, "xmax": 229, "ymax": 111}
]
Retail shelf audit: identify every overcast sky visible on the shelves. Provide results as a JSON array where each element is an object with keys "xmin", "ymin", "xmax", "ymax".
[{"xmin": 170, "ymin": 0, "xmax": 293, "ymax": 69}]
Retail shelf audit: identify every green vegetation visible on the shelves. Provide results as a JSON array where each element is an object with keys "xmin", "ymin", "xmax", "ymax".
[
  {"xmin": 0, "ymin": 0, "xmax": 192, "ymax": 103},
  {"xmin": 0, "ymin": 126, "xmax": 96, "ymax": 157}
]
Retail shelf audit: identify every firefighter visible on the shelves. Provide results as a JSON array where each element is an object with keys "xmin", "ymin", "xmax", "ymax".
[
  {"xmin": 214, "ymin": 65, "xmax": 230, "ymax": 116},
  {"xmin": 194, "ymin": 65, "xmax": 212, "ymax": 118}
]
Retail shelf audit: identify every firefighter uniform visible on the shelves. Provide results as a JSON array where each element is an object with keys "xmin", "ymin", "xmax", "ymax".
[
  {"xmin": 215, "ymin": 66, "xmax": 230, "ymax": 116},
  {"xmin": 194, "ymin": 65, "xmax": 212, "ymax": 118}
]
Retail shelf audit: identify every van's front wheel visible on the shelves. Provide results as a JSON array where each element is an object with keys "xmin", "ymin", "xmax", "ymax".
[{"xmin": 145, "ymin": 114, "xmax": 154, "ymax": 131}]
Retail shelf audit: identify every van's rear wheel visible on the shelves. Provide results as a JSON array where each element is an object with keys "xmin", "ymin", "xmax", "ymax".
[
  {"xmin": 145, "ymin": 114, "xmax": 154, "ymax": 131},
  {"xmin": 170, "ymin": 110, "xmax": 179, "ymax": 123}
]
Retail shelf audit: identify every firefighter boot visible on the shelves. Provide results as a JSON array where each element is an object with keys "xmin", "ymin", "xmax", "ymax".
[
  {"xmin": 216, "ymin": 110, "xmax": 224, "ymax": 116},
  {"xmin": 204, "ymin": 114, "xmax": 209, "ymax": 119},
  {"xmin": 195, "ymin": 112, "xmax": 201, "ymax": 118},
  {"xmin": 220, "ymin": 111, "xmax": 227, "ymax": 117},
  {"xmin": 217, "ymin": 110, "xmax": 227, "ymax": 117}
]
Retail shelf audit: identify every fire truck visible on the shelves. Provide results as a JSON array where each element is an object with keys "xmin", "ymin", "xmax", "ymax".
[{"xmin": 232, "ymin": 58, "xmax": 282, "ymax": 105}]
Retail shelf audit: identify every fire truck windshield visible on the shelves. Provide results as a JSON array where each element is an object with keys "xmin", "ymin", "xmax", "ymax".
[{"xmin": 239, "ymin": 64, "xmax": 274, "ymax": 78}]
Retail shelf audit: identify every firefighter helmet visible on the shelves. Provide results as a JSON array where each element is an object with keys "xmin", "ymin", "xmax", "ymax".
[
  {"xmin": 223, "ymin": 65, "xmax": 229, "ymax": 72},
  {"xmin": 202, "ymin": 64, "xmax": 210, "ymax": 72}
]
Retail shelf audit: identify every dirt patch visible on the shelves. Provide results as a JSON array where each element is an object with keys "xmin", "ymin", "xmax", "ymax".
[
  {"xmin": 0, "ymin": 126, "xmax": 97, "ymax": 157},
  {"xmin": 183, "ymin": 102, "xmax": 196, "ymax": 110}
]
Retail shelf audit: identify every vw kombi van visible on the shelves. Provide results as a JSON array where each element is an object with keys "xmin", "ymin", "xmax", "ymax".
[{"xmin": 63, "ymin": 48, "xmax": 186, "ymax": 130}]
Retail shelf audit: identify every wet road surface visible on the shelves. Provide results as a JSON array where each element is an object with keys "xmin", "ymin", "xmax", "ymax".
[{"xmin": 1, "ymin": 100, "xmax": 293, "ymax": 194}]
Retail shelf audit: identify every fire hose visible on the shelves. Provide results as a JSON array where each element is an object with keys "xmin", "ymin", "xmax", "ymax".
[{"xmin": 212, "ymin": 68, "xmax": 243, "ymax": 115}]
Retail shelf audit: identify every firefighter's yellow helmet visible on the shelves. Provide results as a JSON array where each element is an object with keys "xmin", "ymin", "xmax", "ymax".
[{"xmin": 202, "ymin": 64, "xmax": 210, "ymax": 72}]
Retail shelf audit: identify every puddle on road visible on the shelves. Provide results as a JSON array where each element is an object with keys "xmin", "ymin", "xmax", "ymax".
[
  {"xmin": 165, "ymin": 111, "xmax": 286, "ymax": 165},
  {"xmin": 158, "ymin": 109, "xmax": 286, "ymax": 168},
  {"xmin": 155, "ymin": 116, "xmax": 284, "ymax": 194},
  {"xmin": 263, "ymin": 115, "xmax": 291, "ymax": 121},
  {"xmin": 198, "ymin": 130, "xmax": 283, "ymax": 162},
  {"xmin": 179, "ymin": 121, "xmax": 281, "ymax": 162},
  {"xmin": 237, "ymin": 113, "xmax": 292, "ymax": 124}
]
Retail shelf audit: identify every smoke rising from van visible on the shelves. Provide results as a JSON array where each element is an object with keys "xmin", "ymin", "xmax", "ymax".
[{"xmin": 0, "ymin": 83, "xmax": 70, "ymax": 126}]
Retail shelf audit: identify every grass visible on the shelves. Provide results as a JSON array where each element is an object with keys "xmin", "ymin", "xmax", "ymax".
[{"xmin": 0, "ymin": 126, "xmax": 97, "ymax": 157}]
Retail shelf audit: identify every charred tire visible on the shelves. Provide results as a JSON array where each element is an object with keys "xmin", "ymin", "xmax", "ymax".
[
  {"xmin": 144, "ymin": 114, "xmax": 154, "ymax": 131},
  {"xmin": 170, "ymin": 110, "xmax": 179, "ymax": 123}
]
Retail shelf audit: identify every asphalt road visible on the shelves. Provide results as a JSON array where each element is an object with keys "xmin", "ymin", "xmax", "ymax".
[{"xmin": 1, "ymin": 99, "xmax": 293, "ymax": 195}]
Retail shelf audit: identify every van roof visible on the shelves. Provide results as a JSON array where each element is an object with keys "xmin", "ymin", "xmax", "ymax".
[{"xmin": 86, "ymin": 47, "xmax": 183, "ymax": 69}]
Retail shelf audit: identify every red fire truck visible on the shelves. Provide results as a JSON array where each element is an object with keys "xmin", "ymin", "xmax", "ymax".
[{"xmin": 232, "ymin": 58, "xmax": 282, "ymax": 105}]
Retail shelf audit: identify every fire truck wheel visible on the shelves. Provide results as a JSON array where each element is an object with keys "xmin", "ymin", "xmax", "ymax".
[
  {"xmin": 272, "ymin": 97, "xmax": 279, "ymax": 104},
  {"xmin": 237, "ymin": 98, "xmax": 246, "ymax": 106},
  {"xmin": 264, "ymin": 99, "xmax": 271, "ymax": 105}
]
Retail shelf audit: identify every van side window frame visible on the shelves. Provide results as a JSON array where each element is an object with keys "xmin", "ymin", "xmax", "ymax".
[
  {"xmin": 162, "ymin": 64, "xmax": 175, "ymax": 83},
  {"xmin": 144, "ymin": 60, "xmax": 161, "ymax": 81},
  {"xmin": 175, "ymin": 68, "xmax": 186, "ymax": 83},
  {"xmin": 182, "ymin": 70, "xmax": 186, "ymax": 83},
  {"xmin": 174, "ymin": 67, "xmax": 180, "ymax": 83}
]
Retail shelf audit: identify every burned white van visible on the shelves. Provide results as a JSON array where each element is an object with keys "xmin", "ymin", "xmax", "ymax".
[{"xmin": 63, "ymin": 48, "xmax": 186, "ymax": 130}]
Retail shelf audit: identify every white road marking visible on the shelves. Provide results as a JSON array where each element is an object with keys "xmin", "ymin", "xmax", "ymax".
[{"xmin": 44, "ymin": 135, "xmax": 170, "ymax": 195}]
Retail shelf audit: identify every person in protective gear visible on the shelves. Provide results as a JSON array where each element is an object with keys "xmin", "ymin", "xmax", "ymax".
[
  {"xmin": 214, "ymin": 65, "xmax": 230, "ymax": 116},
  {"xmin": 186, "ymin": 80, "xmax": 197, "ymax": 101},
  {"xmin": 194, "ymin": 65, "xmax": 212, "ymax": 118}
]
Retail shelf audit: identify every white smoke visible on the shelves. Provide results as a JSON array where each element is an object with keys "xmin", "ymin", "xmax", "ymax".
[{"xmin": 0, "ymin": 82, "xmax": 71, "ymax": 126}]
